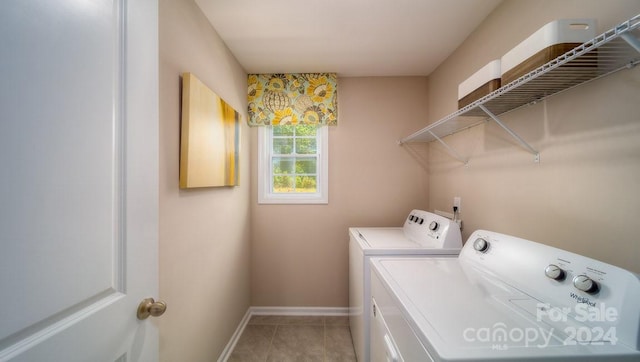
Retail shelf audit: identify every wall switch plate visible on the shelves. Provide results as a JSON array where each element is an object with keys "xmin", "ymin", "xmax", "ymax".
[{"xmin": 453, "ymin": 197, "xmax": 461, "ymax": 209}]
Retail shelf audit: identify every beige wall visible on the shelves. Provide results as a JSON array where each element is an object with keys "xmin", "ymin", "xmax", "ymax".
[
  {"xmin": 427, "ymin": 0, "xmax": 640, "ymax": 273},
  {"xmin": 250, "ymin": 77, "xmax": 430, "ymax": 306},
  {"xmin": 158, "ymin": 0, "xmax": 251, "ymax": 361}
]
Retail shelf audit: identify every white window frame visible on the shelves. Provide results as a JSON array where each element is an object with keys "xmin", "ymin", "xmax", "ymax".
[{"xmin": 258, "ymin": 125, "xmax": 328, "ymax": 204}]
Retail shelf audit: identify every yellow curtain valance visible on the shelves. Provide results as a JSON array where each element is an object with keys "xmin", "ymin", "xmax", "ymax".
[{"xmin": 247, "ymin": 73, "xmax": 338, "ymax": 126}]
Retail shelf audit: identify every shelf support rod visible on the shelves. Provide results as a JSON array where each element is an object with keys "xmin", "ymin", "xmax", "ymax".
[
  {"xmin": 429, "ymin": 131, "xmax": 468, "ymax": 164},
  {"xmin": 620, "ymin": 32, "xmax": 640, "ymax": 54},
  {"xmin": 479, "ymin": 105, "xmax": 540, "ymax": 162}
]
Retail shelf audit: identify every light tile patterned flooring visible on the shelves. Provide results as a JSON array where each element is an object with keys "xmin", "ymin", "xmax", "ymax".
[{"xmin": 228, "ymin": 315, "xmax": 357, "ymax": 362}]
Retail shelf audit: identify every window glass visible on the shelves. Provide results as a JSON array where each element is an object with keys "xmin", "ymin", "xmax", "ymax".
[{"xmin": 258, "ymin": 125, "xmax": 328, "ymax": 204}]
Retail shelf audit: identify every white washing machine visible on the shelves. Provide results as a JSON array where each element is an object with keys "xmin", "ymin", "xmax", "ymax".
[
  {"xmin": 370, "ymin": 230, "xmax": 640, "ymax": 361},
  {"xmin": 349, "ymin": 209, "xmax": 462, "ymax": 362}
]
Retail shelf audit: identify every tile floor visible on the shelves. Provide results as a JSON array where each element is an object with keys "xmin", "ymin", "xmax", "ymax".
[{"xmin": 228, "ymin": 315, "xmax": 357, "ymax": 362}]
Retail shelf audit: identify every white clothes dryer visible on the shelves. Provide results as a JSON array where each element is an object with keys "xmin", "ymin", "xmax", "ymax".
[{"xmin": 349, "ymin": 209, "xmax": 462, "ymax": 362}]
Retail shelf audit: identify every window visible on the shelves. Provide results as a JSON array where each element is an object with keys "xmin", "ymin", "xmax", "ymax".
[{"xmin": 258, "ymin": 124, "xmax": 328, "ymax": 204}]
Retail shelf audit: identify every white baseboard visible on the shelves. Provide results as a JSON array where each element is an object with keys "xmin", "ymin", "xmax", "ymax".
[
  {"xmin": 216, "ymin": 308, "xmax": 252, "ymax": 362},
  {"xmin": 217, "ymin": 306, "xmax": 350, "ymax": 361}
]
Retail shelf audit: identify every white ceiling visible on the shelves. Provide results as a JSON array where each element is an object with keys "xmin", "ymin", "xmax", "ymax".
[{"xmin": 195, "ymin": 0, "xmax": 503, "ymax": 77}]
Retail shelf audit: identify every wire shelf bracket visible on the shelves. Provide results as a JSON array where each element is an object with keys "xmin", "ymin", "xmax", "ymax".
[
  {"xmin": 429, "ymin": 131, "xmax": 469, "ymax": 165},
  {"xmin": 621, "ymin": 32, "xmax": 640, "ymax": 53},
  {"xmin": 479, "ymin": 105, "xmax": 540, "ymax": 163}
]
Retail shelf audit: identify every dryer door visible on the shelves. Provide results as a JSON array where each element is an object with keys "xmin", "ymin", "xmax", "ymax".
[
  {"xmin": 371, "ymin": 297, "xmax": 403, "ymax": 362},
  {"xmin": 371, "ymin": 271, "xmax": 434, "ymax": 362}
]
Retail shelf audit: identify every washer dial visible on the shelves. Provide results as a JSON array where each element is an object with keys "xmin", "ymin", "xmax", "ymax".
[
  {"xmin": 428, "ymin": 221, "xmax": 439, "ymax": 231},
  {"xmin": 473, "ymin": 238, "xmax": 489, "ymax": 252},
  {"xmin": 544, "ymin": 264, "xmax": 565, "ymax": 280},
  {"xmin": 573, "ymin": 275, "xmax": 598, "ymax": 294}
]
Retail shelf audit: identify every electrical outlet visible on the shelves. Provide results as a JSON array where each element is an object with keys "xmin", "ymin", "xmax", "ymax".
[{"xmin": 453, "ymin": 197, "xmax": 461, "ymax": 210}]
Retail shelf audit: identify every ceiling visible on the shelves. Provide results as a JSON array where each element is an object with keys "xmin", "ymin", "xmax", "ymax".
[{"xmin": 195, "ymin": 0, "xmax": 503, "ymax": 77}]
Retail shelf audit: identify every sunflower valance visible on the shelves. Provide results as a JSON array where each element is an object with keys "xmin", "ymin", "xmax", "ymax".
[{"xmin": 247, "ymin": 73, "xmax": 338, "ymax": 126}]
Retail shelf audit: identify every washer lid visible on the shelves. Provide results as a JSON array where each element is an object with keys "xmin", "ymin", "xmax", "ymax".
[{"xmin": 371, "ymin": 257, "xmax": 640, "ymax": 360}]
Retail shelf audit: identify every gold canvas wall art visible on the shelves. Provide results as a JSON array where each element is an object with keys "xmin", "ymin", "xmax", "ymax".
[{"xmin": 180, "ymin": 72, "xmax": 240, "ymax": 188}]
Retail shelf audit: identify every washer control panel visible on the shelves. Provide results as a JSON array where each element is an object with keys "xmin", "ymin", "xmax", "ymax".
[{"xmin": 462, "ymin": 231, "xmax": 620, "ymax": 296}]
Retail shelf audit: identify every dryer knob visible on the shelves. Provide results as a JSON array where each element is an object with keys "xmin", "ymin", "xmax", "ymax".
[
  {"xmin": 573, "ymin": 275, "xmax": 599, "ymax": 294},
  {"xmin": 428, "ymin": 221, "xmax": 439, "ymax": 231},
  {"xmin": 473, "ymin": 238, "xmax": 489, "ymax": 252},
  {"xmin": 544, "ymin": 264, "xmax": 565, "ymax": 281}
]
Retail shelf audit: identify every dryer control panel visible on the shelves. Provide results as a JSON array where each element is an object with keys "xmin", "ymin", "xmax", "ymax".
[{"xmin": 403, "ymin": 209, "xmax": 462, "ymax": 249}]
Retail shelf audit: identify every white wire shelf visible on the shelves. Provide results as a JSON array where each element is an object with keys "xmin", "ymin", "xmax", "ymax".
[{"xmin": 399, "ymin": 14, "xmax": 640, "ymax": 153}]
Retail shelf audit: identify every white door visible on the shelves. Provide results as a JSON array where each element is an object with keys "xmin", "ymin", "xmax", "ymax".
[{"xmin": 0, "ymin": 0, "xmax": 160, "ymax": 361}]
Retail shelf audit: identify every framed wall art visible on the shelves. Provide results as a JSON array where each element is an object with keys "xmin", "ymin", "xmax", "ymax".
[{"xmin": 180, "ymin": 72, "xmax": 240, "ymax": 188}]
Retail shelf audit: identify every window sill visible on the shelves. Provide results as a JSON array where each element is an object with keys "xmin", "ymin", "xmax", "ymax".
[{"xmin": 258, "ymin": 193, "xmax": 328, "ymax": 205}]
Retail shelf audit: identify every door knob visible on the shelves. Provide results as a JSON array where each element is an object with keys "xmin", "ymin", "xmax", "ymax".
[{"xmin": 137, "ymin": 297, "xmax": 167, "ymax": 320}]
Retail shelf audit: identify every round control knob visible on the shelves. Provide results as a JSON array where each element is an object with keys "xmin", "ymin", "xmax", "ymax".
[
  {"xmin": 428, "ymin": 221, "xmax": 439, "ymax": 231},
  {"xmin": 573, "ymin": 275, "xmax": 598, "ymax": 294},
  {"xmin": 544, "ymin": 264, "xmax": 565, "ymax": 281},
  {"xmin": 473, "ymin": 238, "xmax": 489, "ymax": 252}
]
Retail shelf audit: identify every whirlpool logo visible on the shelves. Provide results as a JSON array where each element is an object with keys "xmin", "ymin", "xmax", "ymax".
[{"xmin": 569, "ymin": 292, "xmax": 596, "ymax": 306}]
